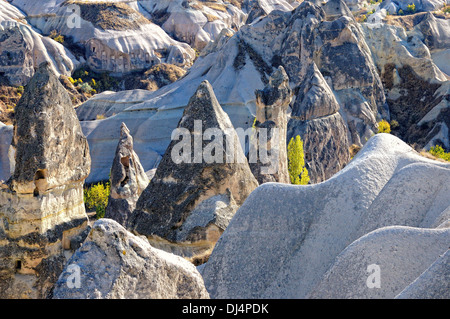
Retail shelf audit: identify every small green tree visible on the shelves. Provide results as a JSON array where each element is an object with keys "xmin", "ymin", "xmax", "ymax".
[
  {"xmin": 84, "ymin": 182, "xmax": 110, "ymax": 219},
  {"xmin": 429, "ymin": 145, "xmax": 450, "ymax": 161},
  {"xmin": 377, "ymin": 120, "xmax": 391, "ymax": 133},
  {"xmin": 406, "ymin": 3, "xmax": 416, "ymax": 13},
  {"xmin": 288, "ymin": 135, "xmax": 310, "ymax": 185}
]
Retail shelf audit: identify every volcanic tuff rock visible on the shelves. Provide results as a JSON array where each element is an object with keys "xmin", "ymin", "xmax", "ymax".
[
  {"xmin": 395, "ymin": 249, "xmax": 450, "ymax": 299},
  {"xmin": 0, "ymin": 62, "xmax": 91, "ymax": 299},
  {"xmin": 201, "ymin": 134, "xmax": 450, "ymax": 298},
  {"xmin": 10, "ymin": 0, "xmax": 195, "ymax": 73},
  {"xmin": 74, "ymin": 0, "xmax": 384, "ymax": 184},
  {"xmin": 308, "ymin": 226, "xmax": 449, "ymax": 298},
  {"xmin": 250, "ymin": 66, "xmax": 291, "ymax": 184},
  {"xmin": 0, "ymin": 1, "xmax": 79, "ymax": 86},
  {"xmin": 287, "ymin": 62, "xmax": 350, "ymax": 183},
  {"xmin": 139, "ymin": 0, "xmax": 298, "ymax": 50},
  {"xmin": 127, "ymin": 80, "xmax": 258, "ymax": 261},
  {"xmin": 52, "ymin": 219, "xmax": 209, "ymax": 299},
  {"xmin": 362, "ymin": 18, "xmax": 450, "ymax": 150},
  {"xmin": 104, "ymin": 123, "xmax": 149, "ymax": 226}
]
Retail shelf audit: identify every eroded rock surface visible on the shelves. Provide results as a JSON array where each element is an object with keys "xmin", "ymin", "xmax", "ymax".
[
  {"xmin": 52, "ymin": 219, "xmax": 209, "ymax": 299},
  {"xmin": 202, "ymin": 134, "xmax": 450, "ymax": 299},
  {"xmin": 0, "ymin": 1, "xmax": 79, "ymax": 86},
  {"xmin": 362, "ymin": 19, "xmax": 450, "ymax": 150},
  {"xmin": 250, "ymin": 66, "xmax": 291, "ymax": 184},
  {"xmin": 127, "ymin": 80, "xmax": 258, "ymax": 262},
  {"xmin": 104, "ymin": 123, "xmax": 149, "ymax": 226},
  {"xmin": 73, "ymin": 1, "xmax": 382, "ymax": 184},
  {"xmin": 288, "ymin": 62, "xmax": 350, "ymax": 183},
  {"xmin": 0, "ymin": 62, "xmax": 91, "ymax": 299}
]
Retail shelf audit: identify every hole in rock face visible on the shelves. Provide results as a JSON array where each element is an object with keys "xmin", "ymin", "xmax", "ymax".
[
  {"xmin": 33, "ymin": 169, "xmax": 47, "ymax": 196},
  {"xmin": 120, "ymin": 156, "xmax": 131, "ymax": 187},
  {"xmin": 120, "ymin": 156, "xmax": 130, "ymax": 168},
  {"xmin": 34, "ymin": 170, "xmax": 46, "ymax": 180},
  {"xmin": 15, "ymin": 260, "xmax": 21, "ymax": 271},
  {"xmin": 305, "ymin": 152, "xmax": 312, "ymax": 162}
]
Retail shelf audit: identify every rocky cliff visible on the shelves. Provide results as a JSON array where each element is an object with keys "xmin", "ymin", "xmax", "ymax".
[
  {"xmin": 10, "ymin": 0, "xmax": 195, "ymax": 73},
  {"xmin": 75, "ymin": 0, "xmax": 380, "ymax": 184},
  {"xmin": 363, "ymin": 13, "xmax": 450, "ymax": 150},
  {"xmin": 0, "ymin": 1, "xmax": 79, "ymax": 86}
]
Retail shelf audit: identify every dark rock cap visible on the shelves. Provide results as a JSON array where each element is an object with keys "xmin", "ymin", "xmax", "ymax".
[{"xmin": 9, "ymin": 62, "xmax": 90, "ymax": 194}]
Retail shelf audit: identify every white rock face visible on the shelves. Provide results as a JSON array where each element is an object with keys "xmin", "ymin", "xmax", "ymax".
[
  {"xmin": 0, "ymin": 1, "xmax": 79, "ymax": 86},
  {"xmin": 139, "ymin": 0, "xmax": 297, "ymax": 49},
  {"xmin": 395, "ymin": 249, "xmax": 449, "ymax": 299},
  {"xmin": 10, "ymin": 0, "xmax": 195, "ymax": 72},
  {"xmin": 52, "ymin": 219, "xmax": 210, "ymax": 299},
  {"xmin": 363, "ymin": 23, "xmax": 447, "ymax": 84},
  {"xmin": 201, "ymin": 134, "xmax": 450, "ymax": 298},
  {"xmin": 308, "ymin": 226, "xmax": 449, "ymax": 298}
]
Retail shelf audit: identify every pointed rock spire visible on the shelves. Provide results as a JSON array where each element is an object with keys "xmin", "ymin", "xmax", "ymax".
[
  {"xmin": 9, "ymin": 62, "xmax": 91, "ymax": 194},
  {"xmin": 250, "ymin": 66, "xmax": 292, "ymax": 184},
  {"xmin": 288, "ymin": 63, "xmax": 350, "ymax": 183},
  {"xmin": 104, "ymin": 123, "xmax": 149, "ymax": 225},
  {"xmin": 0, "ymin": 62, "xmax": 91, "ymax": 299},
  {"xmin": 127, "ymin": 80, "xmax": 258, "ymax": 262},
  {"xmin": 291, "ymin": 62, "xmax": 340, "ymax": 121}
]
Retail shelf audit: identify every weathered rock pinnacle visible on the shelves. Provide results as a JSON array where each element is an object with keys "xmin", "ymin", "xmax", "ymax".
[
  {"xmin": 250, "ymin": 66, "xmax": 292, "ymax": 184},
  {"xmin": 288, "ymin": 62, "xmax": 350, "ymax": 183},
  {"xmin": 0, "ymin": 62, "xmax": 91, "ymax": 299},
  {"xmin": 104, "ymin": 123, "xmax": 149, "ymax": 225},
  {"xmin": 127, "ymin": 80, "xmax": 258, "ymax": 262}
]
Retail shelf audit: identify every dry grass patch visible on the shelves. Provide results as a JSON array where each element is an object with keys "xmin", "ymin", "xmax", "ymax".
[
  {"xmin": 203, "ymin": 13, "xmax": 220, "ymax": 22},
  {"xmin": 0, "ymin": 85, "xmax": 23, "ymax": 125},
  {"xmin": 201, "ymin": 1, "xmax": 228, "ymax": 12}
]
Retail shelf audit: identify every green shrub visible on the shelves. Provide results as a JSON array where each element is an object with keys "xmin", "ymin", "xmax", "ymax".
[
  {"xmin": 390, "ymin": 119, "xmax": 399, "ymax": 130},
  {"xmin": 77, "ymin": 82, "xmax": 93, "ymax": 93},
  {"xmin": 406, "ymin": 3, "xmax": 416, "ymax": 13},
  {"xmin": 288, "ymin": 135, "xmax": 310, "ymax": 185},
  {"xmin": 84, "ymin": 182, "xmax": 110, "ymax": 219},
  {"xmin": 49, "ymin": 30, "xmax": 64, "ymax": 44},
  {"xmin": 429, "ymin": 145, "xmax": 450, "ymax": 161},
  {"xmin": 72, "ymin": 66, "xmax": 119, "ymax": 93},
  {"xmin": 377, "ymin": 120, "xmax": 391, "ymax": 133}
]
